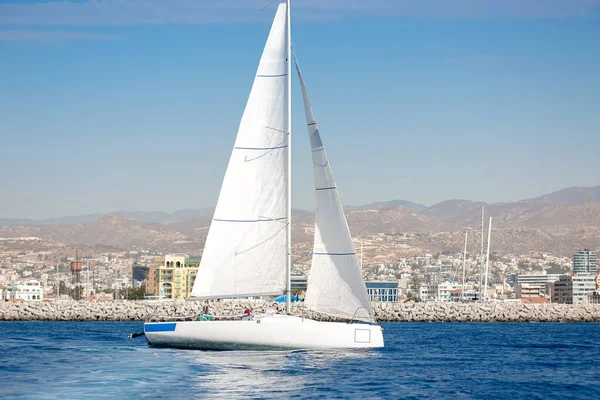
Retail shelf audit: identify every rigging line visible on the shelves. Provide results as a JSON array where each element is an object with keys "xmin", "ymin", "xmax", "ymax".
[
  {"xmin": 265, "ymin": 126, "xmax": 288, "ymax": 134},
  {"xmin": 258, "ymin": 215, "xmax": 288, "ymax": 224},
  {"xmin": 313, "ymin": 159, "xmax": 328, "ymax": 168},
  {"xmin": 244, "ymin": 151, "xmax": 278, "ymax": 162},
  {"xmin": 234, "ymin": 224, "xmax": 287, "ymax": 256},
  {"xmin": 260, "ymin": 0, "xmax": 273, "ymax": 11},
  {"xmin": 238, "ymin": 138, "xmax": 286, "ymax": 149},
  {"xmin": 243, "ymin": 139, "xmax": 287, "ymax": 162}
]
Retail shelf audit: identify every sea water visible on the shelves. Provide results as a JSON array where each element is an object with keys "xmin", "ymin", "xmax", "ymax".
[{"xmin": 0, "ymin": 321, "xmax": 599, "ymax": 399}]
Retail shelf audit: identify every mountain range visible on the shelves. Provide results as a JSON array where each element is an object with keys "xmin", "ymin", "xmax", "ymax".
[
  {"xmin": 3, "ymin": 185, "xmax": 598, "ymax": 227},
  {"xmin": 1, "ymin": 185, "xmax": 598, "ymax": 257}
]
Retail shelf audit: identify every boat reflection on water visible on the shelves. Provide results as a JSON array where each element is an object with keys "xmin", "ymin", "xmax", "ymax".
[{"xmin": 178, "ymin": 348, "xmax": 383, "ymax": 398}]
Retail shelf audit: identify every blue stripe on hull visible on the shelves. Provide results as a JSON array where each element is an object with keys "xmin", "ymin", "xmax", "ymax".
[{"xmin": 145, "ymin": 323, "xmax": 177, "ymax": 332}]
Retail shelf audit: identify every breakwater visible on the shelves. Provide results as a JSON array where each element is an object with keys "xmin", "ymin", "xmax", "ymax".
[{"xmin": 2, "ymin": 300, "xmax": 600, "ymax": 322}]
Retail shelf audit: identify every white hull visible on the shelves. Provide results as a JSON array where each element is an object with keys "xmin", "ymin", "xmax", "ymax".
[{"xmin": 144, "ymin": 314, "xmax": 384, "ymax": 350}]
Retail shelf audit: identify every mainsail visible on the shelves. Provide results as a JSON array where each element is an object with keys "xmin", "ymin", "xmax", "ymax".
[
  {"xmin": 191, "ymin": 4, "xmax": 289, "ymax": 299},
  {"xmin": 296, "ymin": 61, "xmax": 375, "ymax": 323}
]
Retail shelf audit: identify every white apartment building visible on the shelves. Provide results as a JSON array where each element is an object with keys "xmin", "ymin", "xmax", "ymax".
[
  {"xmin": 573, "ymin": 250, "xmax": 597, "ymax": 275},
  {"xmin": 516, "ymin": 273, "xmax": 562, "ymax": 294},
  {"xmin": 572, "ymin": 275, "xmax": 597, "ymax": 304},
  {"xmin": 418, "ymin": 282, "xmax": 464, "ymax": 302},
  {"xmin": 550, "ymin": 275, "xmax": 597, "ymax": 304},
  {"xmin": 4, "ymin": 280, "xmax": 44, "ymax": 301}
]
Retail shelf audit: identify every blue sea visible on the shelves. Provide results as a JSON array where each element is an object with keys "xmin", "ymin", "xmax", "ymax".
[{"xmin": 1, "ymin": 322, "xmax": 599, "ymax": 399}]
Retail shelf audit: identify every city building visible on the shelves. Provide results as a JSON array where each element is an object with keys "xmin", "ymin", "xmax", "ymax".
[
  {"xmin": 587, "ymin": 291, "xmax": 600, "ymax": 304},
  {"xmin": 450, "ymin": 288, "xmax": 479, "ymax": 302},
  {"xmin": 132, "ymin": 264, "xmax": 149, "ymax": 282},
  {"xmin": 416, "ymin": 282, "xmax": 466, "ymax": 302},
  {"xmin": 572, "ymin": 275, "xmax": 597, "ymax": 304},
  {"xmin": 438, "ymin": 282, "xmax": 463, "ymax": 302},
  {"xmin": 515, "ymin": 273, "xmax": 562, "ymax": 294},
  {"xmin": 291, "ymin": 275, "xmax": 308, "ymax": 292},
  {"xmin": 418, "ymin": 284, "xmax": 439, "ymax": 302},
  {"xmin": 366, "ymin": 281, "xmax": 398, "ymax": 303},
  {"xmin": 145, "ymin": 255, "xmax": 200, "ymax": 301},
  {"xmin": 550, "ymin": 274, "xmax": 597, "ymax": 304},
  {"xmin": 573, "ymin": 250, "xmax": 597, "ymax": 275},
  {"xmin": 515, "ymin": 284, "xmax": 542, "ymax": 299},
  {"xmin": 3, "ymin": 280, "xmax": 43, "ymax": 301}
]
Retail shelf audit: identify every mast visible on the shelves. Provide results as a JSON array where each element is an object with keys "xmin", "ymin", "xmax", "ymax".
[
  {"xmin": 479, "ymin": 206, "xmax": 484, "ymax": 299},
  {"xmin": 285, "ymin": 0, "xmax": 292, "ymax": 313},
  {"xmin": 461, "ymin": 231, "xmax": 468, "ymax": 302},
  {"xmin": 483, "ymin": 217, "xmax": 492, "ymax": 299},
  {"xmin": 360, "ymin": 242, "xmax": 363, "ymax": 270}
]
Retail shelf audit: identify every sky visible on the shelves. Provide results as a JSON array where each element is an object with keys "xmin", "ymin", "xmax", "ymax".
[{"xmin": 1, "ymin": 0, "xmax": 599, "ymax": 219}]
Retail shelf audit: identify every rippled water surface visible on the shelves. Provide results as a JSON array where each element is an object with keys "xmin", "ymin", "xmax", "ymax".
[{"xmin": 1, "ymin": 322, "xmax": 599, "ymax": 399}]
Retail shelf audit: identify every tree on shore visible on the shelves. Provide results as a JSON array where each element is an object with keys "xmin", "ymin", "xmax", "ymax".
[
  {"xmin": 119, "ymin": 286, "xmax": 146, "ymax": 300},
  {"xmin": 408, "ymin": 276, "xmax": 421, "ymax": 301}
]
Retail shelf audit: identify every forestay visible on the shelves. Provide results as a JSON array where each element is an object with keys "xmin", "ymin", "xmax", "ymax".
[
  {"xmin": 296, "ymin": 61, "xmax": 375, "ymax": 323},
  {"xmin": 191, "ymin": 4, "xmax": 289, "ymax": 299}
]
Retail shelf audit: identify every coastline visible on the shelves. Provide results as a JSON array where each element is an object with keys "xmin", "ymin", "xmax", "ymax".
[{"xmin": 1, "ymin": 300, "xmax": 600, "ymax": 322}]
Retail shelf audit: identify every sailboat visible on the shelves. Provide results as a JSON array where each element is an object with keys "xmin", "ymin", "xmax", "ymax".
[{"xmin": 144, "ymin": 1, "xmax": 384, "ymax": 350}]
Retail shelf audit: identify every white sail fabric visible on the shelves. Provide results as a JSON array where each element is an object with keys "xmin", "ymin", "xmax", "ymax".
[
  {"xmin": 296, "ymin": 61, "xmax": 375, "ymax": 323},
  {"xmin": 191, "ymin": 4, "xmax": 289, "ymax": 299}
]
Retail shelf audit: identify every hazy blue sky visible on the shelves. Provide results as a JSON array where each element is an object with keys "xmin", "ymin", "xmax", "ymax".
[{"xmin": 1, "ymin": 0, "xmax": 599, "ymax": 219}]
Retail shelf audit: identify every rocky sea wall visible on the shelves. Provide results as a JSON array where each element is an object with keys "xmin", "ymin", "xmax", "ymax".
[{"xmin": 1, "ymin": 300, "xmax": 600, "ymax": 322}]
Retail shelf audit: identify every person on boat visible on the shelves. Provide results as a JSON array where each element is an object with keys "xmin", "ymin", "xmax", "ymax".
[
  {"xmin": 265, "ymin": 303, "xmax": 278, "ymax": 315},
  {"xmin": 198, "ymin": 305, "xmax": 214, "ymax": 321},
  {"xmin": 242, "ymin": 308, "xmax": 253, "ymax": 321}
]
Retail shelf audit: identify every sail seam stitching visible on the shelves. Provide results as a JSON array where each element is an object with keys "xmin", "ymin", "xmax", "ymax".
[
  {"xmin": 315, "ymin": 187, "xmax": 336, "ymax": 191},
  {"xmin": 214, "ymin": 217, "xmax": 286, "ymax": 223},
  {"xmin": 235, "ymin": 145, "xmax": 287, "ymax": 150},
  {"xmin": 256, "ymin": 74, "xmax": 288, "ymax": 77},
  {"xmin": 313, "ymin": 252, "xmax": 356, "ymax": 256}
]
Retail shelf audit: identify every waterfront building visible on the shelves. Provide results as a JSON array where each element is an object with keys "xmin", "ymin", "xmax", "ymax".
[
  {"xmin": 418, "ymin": 284, "xmax": 438, "ymax": 302},
  {"xmin": 550, "ymin": 275, "xmax": 597, "ymax": 304},
  {"xmin": 366, "ymin": 281, "xmax": 398, "ymax": 303},
  {"xmin": 4, "ymin": 280, "xmax": 43, "ymax": 301},
  {"xmin": 145, "ymin": 255, "xmax": 200, "ymax": 301},
  {"xmin": 573, "ymin": 250, "xmax": 597, "ymax": 275},
  {"xmin": 415, "ymin": 282, "xmax": 467, "ymax": 302},
  {"xmin": 587, "ymin": 291, "xmax": 600, "ymax": 304},
  {"xmin": 438, "ymin": 282, "xmax": 463, "ymax": 302},
  {"xmin": 291, "ymin": 275, "xmax": 308, "ymax": 292},
  {"xmin": 450, "ymin": 289, "xmax": 479, "ymax": 302},
  {"xmin": 572, "ymin": 275, "xmax": 597, "ymax": 304},
  {"xmin": 515, "ymin": 284, "xmax": 542, "ymax": 299},
  {"xmin": 515, "ymin": 273, "xmax": 561, "ymax": 294}
]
